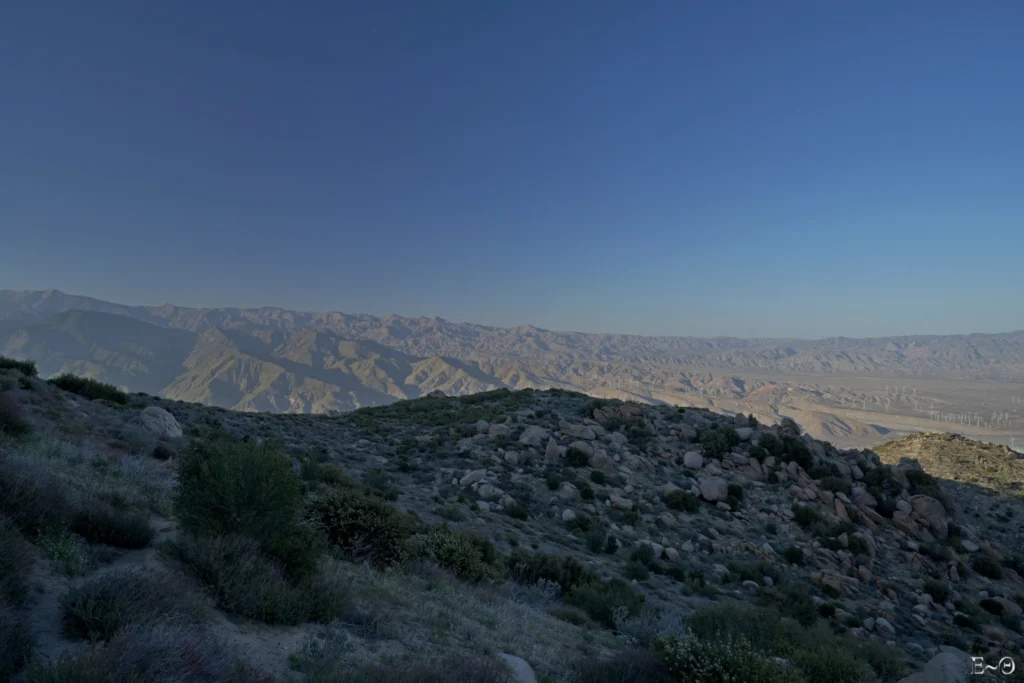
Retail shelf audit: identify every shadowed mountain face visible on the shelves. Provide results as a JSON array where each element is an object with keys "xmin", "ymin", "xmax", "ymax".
[{"xmin": 2, "ymin": 290, "xmax": 1024, "ymax": 437}]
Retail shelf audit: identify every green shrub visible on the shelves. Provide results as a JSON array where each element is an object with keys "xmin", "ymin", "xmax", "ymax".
[
  {"xmin": 71, "ymin": 502, "xmax": 153, "ymax": 549},
  {"xmin": 568, "ymin": 647, "xmax": 673, "ymax": 683},
  {"xmin": 656, "ymin": 633, "xmax": 804, "ymax": 683},
  {"xmin": 923, "ymin": 578, "xmax": 950, "ymax": 603},
  {"xmin": 60, "ymin": 568, "xmax": 206, "ymax": 642},
  {"xmin": 292, "ymin": 652, "xmax": 511, "ymax": 683},
  {"xmin": 0, "ymin": 460, "xmax": 75, "ymax": 537},
  {"xmin": 307, "ymin": 489, "xmax": 410, "ymax": 568},
  {"xmin": 979, "ymin": 598, "xmax": 1004, "ymax": 615},
  {"xmin": 568, "ymin": 578, "xmax": 645, "ymax": 629},
  {"xmin": 24, "ymin": 622, "xmax": 274, "ymax": 683},
  {"xmin": 590, "ymin": 470, "xmax": 606, "ymax": 485},
  {"xmin": 790, "ymin": 648, "xmax": 867, "ymax": 683},
  {"xmin": 0, "ymin": 517, "xmax": 33, "ymax": 604},
  {"xmin": 727, "ymin": 483, "xmax": 744, "ymax": 501},
  {"xmin": 758, "ymin": 432, "xmax": 783, "ymax": 458},
  {"xmin": 0, "ymin": 356, "xmax": 38, "ymax": 377},
  {"xmin": 819, "ymin": 477, "xmax": 851, "ymax": 495},
  {"xmin": 664, "ymin": 490, "xmax": 699, "ymax": 513},
  {"xmin": 624, "ymin": 561, "xmax": 650, "ymax": 581},
  {"xmin": 408, "ymin": 528, "xmax": 503, "ymax": 583},
  {"xmin": 972, "ymin": 554, "xmax": 1003, "ymax": 579},
  {"xmin": 905, "ymin": 469, "xmax": 947, "ymax": 506},
  {"xmin": 0, "ymin": 597, "xmax": 33, "ymax": 681},
  {"xmin": 59, "ymin": 569, "xmax": 205, "ymax": 643},
  {"xmin": 508, "ymin": 550, "xmax": 597, "ymax": 594},
  {"xmin": 504, "ymin": 503, "xmax": 529, "ymax": 520},
  {"xmin": 176, "ymin": 437, "xmax": 303, "ymax": 548},
  {"xmin": 38, "ymin": 528, "xmax": 91, "ymax": 577},
  {"xmin": 566, "ymin": 446, "xmax": 590, "ymax": 467},
  {"xmin": 151, "ymin": 443, "xmax": 175, "ymax": 461},
  {"xmin": 792, "ymin": 505, "xmax": 819, "ymax": 529},
  {"xmin": 698, "ymin": 427, "xmax": 739, "ymax": 458},
  {"xmin": 264, "ymin": 523, "xmax": 328, "ymax": 581},
  {"xmin": 781, "ymin": 436, "xmax": 813, "ymax": 470},
  {"xmin": 48, "ymin": 374, "xmax": 128, "ymax": 404},
  {"xmin": 0, "ymin": 393, "xmax": 31, "ymax": 436},
  {"xmin": 605, "ymin": 535, "xmax": 620, "ymax": 554},
  {"xmin": 165, "ymin": 534, "xmax": 350, "ymax": 626},
  {"xmin": 586, "ymin": 527, "xmax": 608, "ymax": 553},
  {"xmin": 783, "ymin": 545, "xmax": 804, "ymax": 566}
]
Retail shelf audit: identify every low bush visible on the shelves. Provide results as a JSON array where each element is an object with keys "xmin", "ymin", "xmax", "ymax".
[
  {"xmin": 780, "ymin": 436, "xmax": 813, "ymax": 470},
  {"xmin": 407, "ymin": 528, "xmax": 504, "ymax": 583},
  {"xmin": 819, "ymin": 476, "xmax": 851, "ymax": 495},
  {"xmin": 166, "ymin": 534, "xmax": 352, "ymax": 626},
  {"xmin": 175, "ymin": 437, "xmax": 303, "ymax": 544},
  {"xmin": 972, "ymin": 554, "xmax": 1003, "ymax": 580},
  {"xmin": 656, "ymin": 633, "xmax": 804, "ymax": 683},
  {"xmin": 60, "ymin": 568, "xmax": 207, "ymax": 642},
  {"xmin": 568, "ymin": 647, "xmax": 673, "ymax": 683},
  {"xmin": 1, "ymin": 597, "xmax": 34, "ymax": 682},
  {"xmin": 307, "ymin": 489, "xmax": 410, "ymax": 568},
  {"xmin": 0, "ymin": 393, "xmax": 31, "ymax": 436},
  {"xmin": 71, "ymin": 501, "xmax": 153, "ymax": 549},
  {"xmin": 0, "ymin": 356, "xmax": 38, "ymax": 377},
  {"xmin": 758, "ymin": 432, "xmax": 783, "ymax": 458},
  {"xmin": 293, "ymin": 651, "xmax": 512, "ymax": 683},
  {"xmin": 905, "ymin": 469, "xmax": 947, "ymax": 507},
  {"xmin": 0, "ymin": 458, "xmax": 75, "ymax": 537},
  {"xmin": 923, "ymin": 578, "xmax": 950, "ymax": 604},
  {"xmin": 664, "ymin": 490, "xmax": 699, "ymax": 513},
  {"xmin": 566, "ymin": 445, "xmax": 590, "ymax": 467},
  {"xmin": 24, "ymin": 622, "xmax": 274, "ymax": 683},
  {"xmin": 567, "ymin": 578, "xmax": 645, "ymax": 628},
  {"xmin": 792, "ymin": 505, "xmax": 820, "ymax": 529},
  {"xmin": 38, "ymin": 528, "xmax": 91, "ymax": 577},
  {"xmin": 48, "ymin": 374, "xmax": 129, "ymax": 404},
  {"xmin": 783, "ymin": 545, "xmax": 805, "ymax": 566},
  {"xmin": 508, "ymin": 550, "xmax": 597, "ymax": 594},
  {"xmin": 0, "ymin": 516, "xmax": 33, "ymax": 604}
]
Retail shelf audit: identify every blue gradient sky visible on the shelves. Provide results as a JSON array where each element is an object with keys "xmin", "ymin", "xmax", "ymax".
[{"xmin": 2, "ymin": 1, "xmax": 1023, "ymax": 338}]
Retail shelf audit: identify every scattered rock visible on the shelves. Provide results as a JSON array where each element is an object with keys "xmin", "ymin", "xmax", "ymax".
[
  {"xmin": 699, "ymin": 476, "xmax": 729, "ymax": 502},
  {"xmin": 140, "ymin": 406, "xmax": 182, "ymax": 438}
]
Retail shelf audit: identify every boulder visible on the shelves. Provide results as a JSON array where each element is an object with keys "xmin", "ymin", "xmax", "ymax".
[
  {"xmin": 561, "ymin": 509, "xmax": 577, "ymax": 522},
  {"xmin": 897, "ymin": 648, "xmax": 970, "ymax": 683},
  {"xmin": 488, "ymin": 423, "xmax": 511, "ymax": 439},
  {"xmin": 699, "ymin": 476, "xmax": 729, "ymax": 502},
  {"xmin": 140, "ymin": 406, "xmax": 182, "ymax": 438},
  {"xmin": 609, "ymin": 494, "xmax": 633, "ymax": 510},
  {"xmin": 545, "ymin": 438, "xmax": 560, "ymax": 462},
  {"xmin": 683, "ymin": 451, "xmax": 704, "ymax": 470},
  {"xmin": 568, "ymin": 440, "xmax": 594, "ymax": 458},
  {"xmin": 910, "ymin": 495, "xmax": 948, "ymax": 539},
  {"xmin": 474, "ymin": 419, "xmax": 490, "ymax": 434},
  {"xmin": 460, "ymin": 469, "xmax": 487, "ymax": 486},
  {"xmin": 735, "ymin": 427, "xmax": 754, "ymax": 441},
  {"xmin": 518, "ymin": 425, "xmax": 549, "ymax": 448},
  {"xmin": 498, "ymin": 654, "xmax": 537, "ymax": 683}
]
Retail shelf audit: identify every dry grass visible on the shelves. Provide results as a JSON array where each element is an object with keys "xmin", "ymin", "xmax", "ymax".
[
  {"xmin": 292, "ymin": 558, "xmax": 619, "ymax": 681},
  {"xmin": 24, "ymin": 622, "xmax": 275, "ymax": 683}
]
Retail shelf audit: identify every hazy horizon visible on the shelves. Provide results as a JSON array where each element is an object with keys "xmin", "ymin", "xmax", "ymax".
[
  {"xmin": 3, "ymin": 2, "xmax": 1024, "ymax": 338},
  {"xmin": 4, "ymin": 286, "xmax": 1024, "ymax": 343}
]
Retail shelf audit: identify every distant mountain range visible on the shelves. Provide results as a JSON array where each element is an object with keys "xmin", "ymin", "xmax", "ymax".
[{"xmin": 2, "ymin": 288, "xmax": 1023, "ymax": 416}]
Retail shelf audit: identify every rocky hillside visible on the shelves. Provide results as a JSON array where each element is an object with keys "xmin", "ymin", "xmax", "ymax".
[{"xmin": 1, "ymin": 357, "xmax": 1022, "ymax": 682}]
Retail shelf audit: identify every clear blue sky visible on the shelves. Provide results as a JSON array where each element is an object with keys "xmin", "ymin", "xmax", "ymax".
[{"xmin": 2, "ymin": 1, "xmax": 1023, "ymax": 339}]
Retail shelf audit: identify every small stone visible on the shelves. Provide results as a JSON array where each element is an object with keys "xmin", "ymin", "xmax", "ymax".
[{"xmin": 561, "ymin": 509, "xmax": 577, "ymax": 522}]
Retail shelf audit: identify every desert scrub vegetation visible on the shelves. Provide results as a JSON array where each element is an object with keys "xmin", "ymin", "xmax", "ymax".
[
  {"xmin": 406, "ymin": 527, "xmax": 505, "ymax": 582},
  {"xmin": 307, "ymin": 488, "xmax": 412, "ymax": 568},
  {"xmin": 48, "ymin": 373, "xmax": 129, "ymax": 405},
  {"xmin": 1, "ymin": 516, "xmax": 34, "ymax": 681},
  {"xmin": 0, "ymin": 392, "xmax": 31, "ymax": 436},
  {"xmin": 60, "ymin": 568, "xmax": 208, "ymax": 642},
  {"xmin": 164, "ymin": 534, "xmax": 355, "ymax": 625},
  {"xmin": 291, "ymin": 645, "xmax": 514, "ymax": 683},
  {"xmin": 24, "ymin": 622, "xmax": 275, "ymax": 683},
  {"xmin": 0, "ymin": 356, "xmax": 38, "ymax": 377}
]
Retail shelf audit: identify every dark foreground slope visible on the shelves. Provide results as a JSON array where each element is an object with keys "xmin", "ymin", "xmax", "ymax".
[{"xmin": 0, "ymin": 358, "xmax": 1021, "ymax": 682}]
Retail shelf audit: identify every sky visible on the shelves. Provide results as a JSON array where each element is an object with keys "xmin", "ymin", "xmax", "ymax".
[{"xmin": 2, "ymin": 1, "xmax": 1023, "ymax": 339}]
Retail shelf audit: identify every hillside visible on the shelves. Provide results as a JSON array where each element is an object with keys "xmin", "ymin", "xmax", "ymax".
[
  {"xmin": 3, "ymin": 290, "xmax": 1024, "ymax": 453},
  {"xmin": 3, "ymin": 290, "xmax": 1024, "ymax": 381},
  {"xmin": 1, "ymin": 360, "xmax": 1022, "ymax": 681}
]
